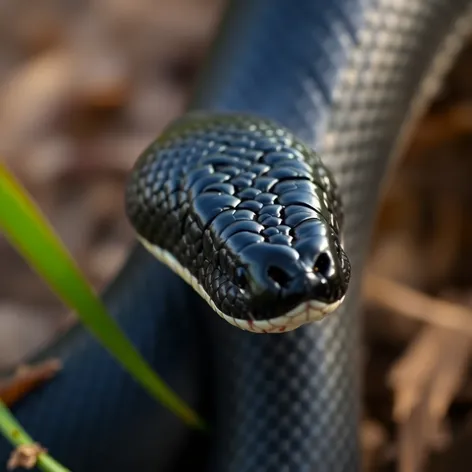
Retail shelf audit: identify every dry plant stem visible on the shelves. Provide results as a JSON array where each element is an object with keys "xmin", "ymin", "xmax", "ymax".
[
  {"xmin": 366, "ymin": 274, "xmax": 472, "ymax": 472},
  {"xmin": 390, "ymin": 325, "xmax": 470, "ymax": 423},
  {"xmin": 397, "ymin": 390, "xmax": 433, "ymax": 472},
  {"xmin": 0, "ymin": 359, "xmax": 62, "ymax": 407},
  {"xmin": 389, "ymin": 326, "xmax": 444, "ymax": 423},
  {"xmin": 363, "ymin": 272, "xmax": 472, "ymax": 336},
  {"xmin": 362, "ymin": 419, "xmax": 387, "ymax": 472},
  {"xmin": 389, "ymin": 324, "xmax": 470, "ymax": 472},
  {"xmin": 428, "ymin": 334, "xmax": 471, "ymax": 422},
  {"xmin": 406, "ymin": 102, "xmax": 472, "ymax": 157},
  {"xmin": 8, "ymin": 443, "xmax": 47, "ymax": 470},
  {"xmin": 393, "ymin": 328, "xmax": 470, "ymax": 472}
]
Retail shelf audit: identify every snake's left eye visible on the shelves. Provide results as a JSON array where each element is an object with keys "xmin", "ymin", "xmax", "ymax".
[{"xmin": 235, "ymin": 267, "xmax": 248, "ymax": 290}]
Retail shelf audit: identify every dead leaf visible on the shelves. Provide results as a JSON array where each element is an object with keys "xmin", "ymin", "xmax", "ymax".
[{"xmin": 7, "ymin": 443, "xmax": 47, "ymax": 470}]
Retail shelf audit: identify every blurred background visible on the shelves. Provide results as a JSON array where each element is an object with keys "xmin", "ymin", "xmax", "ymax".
[{"xmin": 0, "ymin": 1, "xmax": 471, "ymax": 471}]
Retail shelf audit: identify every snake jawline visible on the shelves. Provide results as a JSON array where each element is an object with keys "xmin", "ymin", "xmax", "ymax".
[{"xmin": 138, "ymin": 235, "xmax": 343, "ymax": 334}]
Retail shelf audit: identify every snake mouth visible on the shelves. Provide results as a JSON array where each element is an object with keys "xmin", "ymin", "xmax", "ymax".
[
  {"xmin": 138, "ymin": 236, "xmax": 344, "ymax": 334},
  {"xmin": 220, "ymin": 298, "xmax": 344, "ymax": 333}
]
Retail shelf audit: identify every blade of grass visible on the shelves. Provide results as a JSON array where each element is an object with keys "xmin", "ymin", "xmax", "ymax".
[
  {"xmin": 0, "ymin": 399, "xmax": 71, "ymax": 471},
  {"xmin": 0, "ymin": 163, "xmax": 204, "ymax": 429}
]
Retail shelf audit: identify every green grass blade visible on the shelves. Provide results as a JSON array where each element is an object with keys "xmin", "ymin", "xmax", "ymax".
[
  {"xmin": 0, "ymin": 163, "xmax": 204, "ymax": 429},
  {"xmin": 0, "ymin": 400, "xmax": 71, "ymax": 472}
]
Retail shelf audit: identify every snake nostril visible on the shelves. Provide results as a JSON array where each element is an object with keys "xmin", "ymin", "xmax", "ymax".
[
  {"xmin": 314, "ymin": 252, "xmax": 331, "ymax": 278},
  {"xmin": 267, "ymin": 266, "xmax": 291, "ymax": 288}
]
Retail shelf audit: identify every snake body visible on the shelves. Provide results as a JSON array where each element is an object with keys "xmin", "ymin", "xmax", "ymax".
[{"xmin": 1, "ymin": 0, "xmax": 472, "ymax": 471}]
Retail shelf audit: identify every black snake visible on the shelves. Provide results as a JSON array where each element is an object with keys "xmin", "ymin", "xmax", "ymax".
[
  {"xmin": 0, "ymin": 0, "xmax": 471, "ymax": 471},
  {"xmin": 125, "ymin": 113, "xmax": 350, "ymax": 333}
]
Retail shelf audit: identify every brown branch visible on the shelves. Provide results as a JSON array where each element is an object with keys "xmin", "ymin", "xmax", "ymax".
[
  {"xmin": 363, "ymin": 272, "xmax": 472, "ymax": 337},
  {"xmin": 390, "ymin": 325, "xmax": 470, "ymax": 472},
  {"xmin": 0, "ymin": 359, "xmax": 62, "ymax": 407}
]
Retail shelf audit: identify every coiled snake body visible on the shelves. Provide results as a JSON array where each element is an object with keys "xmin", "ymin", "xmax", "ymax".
[{"xmin": 1, "ymin": 0, "xmax": 472, "ymax": 471}]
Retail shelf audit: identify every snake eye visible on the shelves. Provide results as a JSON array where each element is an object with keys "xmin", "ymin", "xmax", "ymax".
[{"xmin": 235, "ymin": 267, "xmax": 248, "ymax": 290}]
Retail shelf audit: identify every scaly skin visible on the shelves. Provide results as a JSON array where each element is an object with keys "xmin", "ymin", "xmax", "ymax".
[
  {"xmin": 125, "ymin": 113, "xmax": 350, "ymax": 333},
  {"xmin": 0, "ymin": 0, "xmax": 471, "ymax": 471}
]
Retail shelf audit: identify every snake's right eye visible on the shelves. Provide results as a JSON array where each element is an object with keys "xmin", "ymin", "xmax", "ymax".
[{"xmin": 235, "ymin": 267, "xmax": 249, "ymax": 290}]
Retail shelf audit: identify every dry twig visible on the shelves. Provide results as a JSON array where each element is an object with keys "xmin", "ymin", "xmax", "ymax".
[
  {"xmin": 365, "ymin": 274, "xmax": 472, "ymax": 472},
  {"xmin": 7, "ymin": 443, "xmax": 47, "ymax": 470},
  {"xmin": 364, "ymin": 272, "xmax": 472, "ymax": 337},
  {"xmin": 0, "ymin": 359, "xmax": 62, "ymax": 407},
  {"xmin": 390, "ymin": 325, "xmax": 470, "ymax": 472}
]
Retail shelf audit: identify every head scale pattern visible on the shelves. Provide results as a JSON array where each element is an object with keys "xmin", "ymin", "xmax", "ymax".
[{"xmin": 125, "ymin": 113, "xmax": 351, "ymax": 333}]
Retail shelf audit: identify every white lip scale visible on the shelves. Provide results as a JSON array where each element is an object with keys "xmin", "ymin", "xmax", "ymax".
[{"xmin": 139, "ymin": 236, "xmax": 344, "ymax": 334}]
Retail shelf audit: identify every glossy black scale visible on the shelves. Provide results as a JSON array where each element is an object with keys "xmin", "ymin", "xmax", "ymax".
[{"xmin": 125, "ymin": 113, "xmax": 351, "ymax": 323}]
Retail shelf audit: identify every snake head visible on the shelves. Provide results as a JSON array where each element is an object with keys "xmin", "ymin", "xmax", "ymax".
[{"xmin": 125, "ymin": 113, "xmax": 350, "ymax": 333}]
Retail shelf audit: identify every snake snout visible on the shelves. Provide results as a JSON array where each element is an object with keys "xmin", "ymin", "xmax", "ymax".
[
  {"xmin": 238, "ymin": 244, "xmax": 300, "ymax": 316},
  {"xmin": 278, "ymin": 259, "xmax": 347, "ymax": 317},
  {"xmin": 248, "ymin": 266, "xmax": 308, "ymax": 320},
  {"xmin": 239, "ymin": 242, "xmax": 346, "ymax": 320}
]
